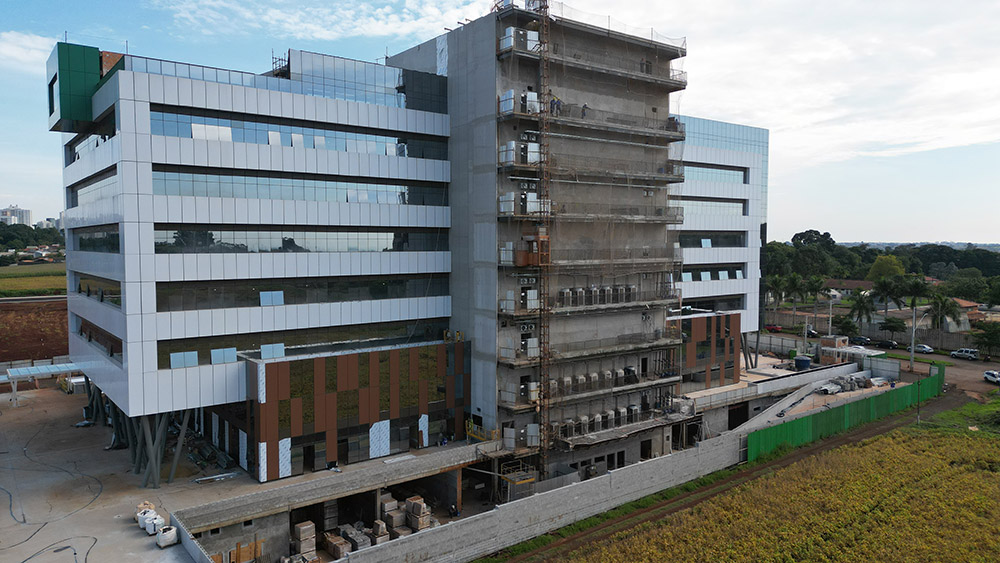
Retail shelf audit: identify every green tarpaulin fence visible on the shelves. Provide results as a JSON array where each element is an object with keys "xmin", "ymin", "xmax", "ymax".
[{"xmin": 747, "ymin": 367, "xmax": 945, "ymax": 462}]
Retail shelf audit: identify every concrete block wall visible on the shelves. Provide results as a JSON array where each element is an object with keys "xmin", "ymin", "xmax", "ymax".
[{"xmin": 345, "ymin": 432, "xmax": 741, "ymax": 562}]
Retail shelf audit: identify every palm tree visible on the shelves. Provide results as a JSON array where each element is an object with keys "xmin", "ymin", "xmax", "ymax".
[
  {"xmin": 871, "ymin": 276, "xmax": 904, "ymax": 321},
  {"xmin": 784, "ymin": 273, "xmax": 806, "ymax": 327},
  {"xmin": 764, "ymin": 274, "xmax": 786, "ymax": 323},
  {"xmin": 927, "ymin": 292, "xmax": 962, "ymax": 331},
  {"xmin": 849, "ymin": 291, "xmax": 876, "ymax": 326},
  {"xmin": 805, "ymin": 275, "xmax": 830, "ymax": 334},
  {"xmin": 898, "ymin": 276, "xmax": 930, "ymax": 372}
]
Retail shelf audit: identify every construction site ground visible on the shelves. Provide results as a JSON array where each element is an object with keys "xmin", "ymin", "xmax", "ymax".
[
  {"xmin": 1, "ymin": 355, "xmax": 996, "ymax": 563},
  {"xmin": 0, "ymin": 387, "xmax": 479, "ymax": 562},
  {"xmin": 0, "ymin": 300, "xmax": 67, "ymax": 362}
]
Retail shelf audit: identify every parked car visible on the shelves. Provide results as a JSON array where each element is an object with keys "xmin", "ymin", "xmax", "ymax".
[
  {"xmin": 951, "ymin": 348, "xmax": 980, "ymax": 361},
  {"xmin": 985, "ymin": 371, "xmax": 1000, "ymax": 384},
  {"xmin": 806, "ymin": 328, "xmax": 819, "ymax": 338},
  {"xmin": 764, "ymin": 324, "xmax": 782, "ymax": 332},
  {"xmin": 849, "ymin": 336, "xmax": 871, "ymax": 346},
  {"xmin": 907, "ymin": 344, "xmax": 934, "ymax": 354},
  {"xmin": 876, "ymin": 340, "xmax": 898, "ymax": 349}
]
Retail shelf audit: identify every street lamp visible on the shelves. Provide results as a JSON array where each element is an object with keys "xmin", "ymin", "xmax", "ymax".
[{"xmin": 912, "ymin": 310, "xmax": 930, "ymax": 425}]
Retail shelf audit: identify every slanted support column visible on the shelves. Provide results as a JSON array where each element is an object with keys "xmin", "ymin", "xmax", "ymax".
[{"xmin": 167, "ymin": 409, "xmax": 192, "ymax": 483}]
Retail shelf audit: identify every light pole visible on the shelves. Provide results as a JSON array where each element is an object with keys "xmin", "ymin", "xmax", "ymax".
[
  {"xmin": 828, "ymin": 296, "xmax": 834, "ymax": 335},
  {"xmin": 912, "ymin": 310, "xmax": 929, "ymax": 425},
  {"xmin": 910, "ymin": 310, "xmax": 930, "ymax": 373}
]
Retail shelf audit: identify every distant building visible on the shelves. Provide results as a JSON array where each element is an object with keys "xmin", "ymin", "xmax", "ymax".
[
  {"xmin": 35, "ymin": 218, "xmax": 57, "ymax": 229},
  {"xmin": 1, "ymin": 205, "xmax": 32, "ymax": 226}
]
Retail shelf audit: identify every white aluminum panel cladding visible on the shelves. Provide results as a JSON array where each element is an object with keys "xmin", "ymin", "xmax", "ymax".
[
  {"xmin": 369, "ymin": 419, "xmax": 391, "ymax": 459},
  {"xmin": 258, "ymin": 442, "xmax": 267, "ymax": 482},
  {"xmin": 278, "ymin": 437, "xmax": 292, "ymax": 478},
  {"xmin": 239, "ymin": 430, "xmax": 248, "ymax": 470},
  {"xmin": 258, "ymin": 361, "xmax": 266, "ymax": 403},
  {"xmin": 418, "ymin": 414, "xmax": 429, "ymax": 447}
]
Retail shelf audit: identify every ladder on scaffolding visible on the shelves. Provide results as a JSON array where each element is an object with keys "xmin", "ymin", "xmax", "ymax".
[{"xmin": 536, "ymin": 0, "xmax": 553, "ymax": 479}]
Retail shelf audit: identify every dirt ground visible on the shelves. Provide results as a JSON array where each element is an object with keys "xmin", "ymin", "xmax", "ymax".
[{"xmin": 0, "ymin": 300, "xmax": 68, "ymax": 361}]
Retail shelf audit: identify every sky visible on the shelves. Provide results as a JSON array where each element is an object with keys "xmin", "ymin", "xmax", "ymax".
[{"xmin": 1, "ymin": 0, "xmax": 998, "ymax": 243}]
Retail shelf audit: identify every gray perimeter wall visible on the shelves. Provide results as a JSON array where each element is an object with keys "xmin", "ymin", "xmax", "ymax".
[{"xmin": 345, "ymin": 432, "xmax": 742, "ymax": 562}]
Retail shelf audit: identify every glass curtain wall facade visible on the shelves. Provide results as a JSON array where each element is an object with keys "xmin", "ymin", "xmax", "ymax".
[
  {"xmin": 51, "ymin": 42, "xmax": 457, "ymax": 480},
  {"xmin": 669, "ymin": 115, "xmax": 768, "ymax": 391}
]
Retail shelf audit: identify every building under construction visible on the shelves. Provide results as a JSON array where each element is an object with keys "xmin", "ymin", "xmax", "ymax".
[
  {"xmin": 391, "ymin": 0, "xmax": 695, "ymax": 480},
  {"xmin": 45, "ymin": 0, "xmax": 768, "ymax": 560}
]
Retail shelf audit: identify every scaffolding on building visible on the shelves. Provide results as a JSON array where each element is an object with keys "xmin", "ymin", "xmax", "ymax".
[{"xmin": 493, "ymin": 0, "xmax": 687, "ymax": 479}]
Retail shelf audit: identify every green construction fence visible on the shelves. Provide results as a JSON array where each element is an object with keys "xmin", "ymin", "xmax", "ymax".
[{"xmin": 747, "ymin": 366, "xmax": 945, "ymax": 462}]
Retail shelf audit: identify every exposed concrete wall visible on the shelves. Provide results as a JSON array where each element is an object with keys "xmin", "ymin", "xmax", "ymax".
[
  {"xmin": 345, "ymin": 432, "xmax": 741, "ymax": 562},
  {"xmin": 700, "ymin": 405, "xmax": 728, "ymax": 438},
  {"xmin": 391, "ymin": 16, "xmax": 501, "ymax": 430},
  {"xmin": 192, "ymin": 512, "xmax": 288, "ymax": 563}
]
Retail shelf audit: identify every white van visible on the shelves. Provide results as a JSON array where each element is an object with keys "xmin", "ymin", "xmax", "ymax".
[{"xmin": 950, "ymin": 348, "xmax": 979, "ymax": 360}]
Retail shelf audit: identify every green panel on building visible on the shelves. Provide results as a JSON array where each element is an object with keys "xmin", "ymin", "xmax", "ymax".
[{"xmin": 47, "ymin": 43, "xmax": 102, "ymax": 132}]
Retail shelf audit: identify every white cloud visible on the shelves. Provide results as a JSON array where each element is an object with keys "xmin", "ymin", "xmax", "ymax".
[
  {"xmin": 0, "ymin": 31, "xmax": 56, "ymax": 76},
  {"xmin": 150, "ymin": 0, "xmax": 1000, "ymax": 173},
  {"xmin": 153, "ymin": 0, "xmax": 494, "ymax": 41}
]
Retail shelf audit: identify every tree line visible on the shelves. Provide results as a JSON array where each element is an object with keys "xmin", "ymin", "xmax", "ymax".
[{"xmin": 766, "ymin": 230, "xmax": 1000, "ymax": 306}]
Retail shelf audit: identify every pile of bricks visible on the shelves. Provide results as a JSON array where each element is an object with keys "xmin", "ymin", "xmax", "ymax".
[
  {"xmin": 367, "ymin": 519, "xmax": 390, "ymax": 545},
  {"xmin": 380, "ymin": 492, "xmax": 410, "ymax": 537},
  {"xmin": 323, "ymin": 532, "xmax": 352, "ymax": 559},
  {"xmin": 405, "ymin": 496, "xmax": 432, "ymax": 531},
  {"xmin": 291, "ymin": 521, "xmax": 318, "ymax": 562},
  {"xmin": 337, "ymin": 523, "xmax": 372, "ymax": 551}
]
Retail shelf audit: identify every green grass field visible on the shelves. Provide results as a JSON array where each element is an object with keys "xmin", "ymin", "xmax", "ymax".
[{"xmin": 0, "ymin": 263, "xmax": 67, "ymax": 297}]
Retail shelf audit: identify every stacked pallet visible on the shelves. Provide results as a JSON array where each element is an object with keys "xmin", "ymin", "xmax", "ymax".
[
  {"xmin": 405, "ymin": 496, "xmax": 432, "ymax": 531},
  {"xmin": 389, "ymin": 526, "xmax": 412, "ymax": 540},
  {"xmin": 323, "ymin": 532, "xmax": 351, "ymax": 559},
  {"xmin": 321, "ymin": 499, "xmax": 338, "ymax": 533},
  {"xmin": 367, "ymin": 519, "xmax": 390, "ymax": 545},
  {"xmin": 291, "ymin": 521, "xmax": 317, "ymax": 561},
  {"xmin": 337, "ymin": 523, "xmax": 371, "ymax": 551}
]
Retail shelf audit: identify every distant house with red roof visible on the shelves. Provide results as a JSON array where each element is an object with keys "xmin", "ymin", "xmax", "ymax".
[{"xmin": 823, "ymin": 279, "xmax": 873, "ymax": 299}]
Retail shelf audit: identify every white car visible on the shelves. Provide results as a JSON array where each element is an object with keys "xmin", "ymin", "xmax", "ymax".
[
  {"xmin": 985, "ymin": 371, "xmax": 1000, "ymax": 385},
  {"xmin": 907, "ymin": 344, "xmax": 934, "ymax": 354}
]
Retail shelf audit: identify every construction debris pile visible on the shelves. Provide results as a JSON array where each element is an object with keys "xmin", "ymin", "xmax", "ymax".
[{"xmin": 286, "ymin": 492, "xmax": 442, "ymax": 561}]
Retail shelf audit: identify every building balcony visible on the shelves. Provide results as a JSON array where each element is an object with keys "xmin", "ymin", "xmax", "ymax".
[
  {"xmin": 497, "ymin": 328, "xmax": 682, "ymax": 368},
  {"xmin": 498, "ymin": 93, "xmax": 685, "ymax": 142},
  {"xmin": 499, "ymin": 243, "xmax": 679, "ymax": 269},
  {"xmin": 497, "ymin": 193, "xmax": 683, "ymax": 224},
  {"xmin": 499, "ymin": 286, "xmax": 680, "ymax": 319},
  {"xmin": 498, "ymin": 39, "xmax": 687, "ymax": 91},
  {"xmin": 550, "ymin": 154, "xmax": 684, "ymax": 182},
  {"xmin": 552, "ymin": 201, "xmax": 683, "ymax": 224},
  {"xmin": 499, "ymin": 368, "xmax": 684, "ymax": 412},
  {"xmin": 498, "ymin": 142, "xmax": 682, "ymax": 183}
]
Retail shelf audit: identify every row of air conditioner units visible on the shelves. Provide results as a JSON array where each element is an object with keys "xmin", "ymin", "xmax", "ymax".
[
  {"xmin": 554, "ymin": 406, "xmax": 642, "ymax": 438},
  {"xmin": 557, "ymin": 285, "xmax": 639, "ymax": 307},
  {"xmin": 544, "ymin": 367, "xmax": 640, "ymax": 397}
]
